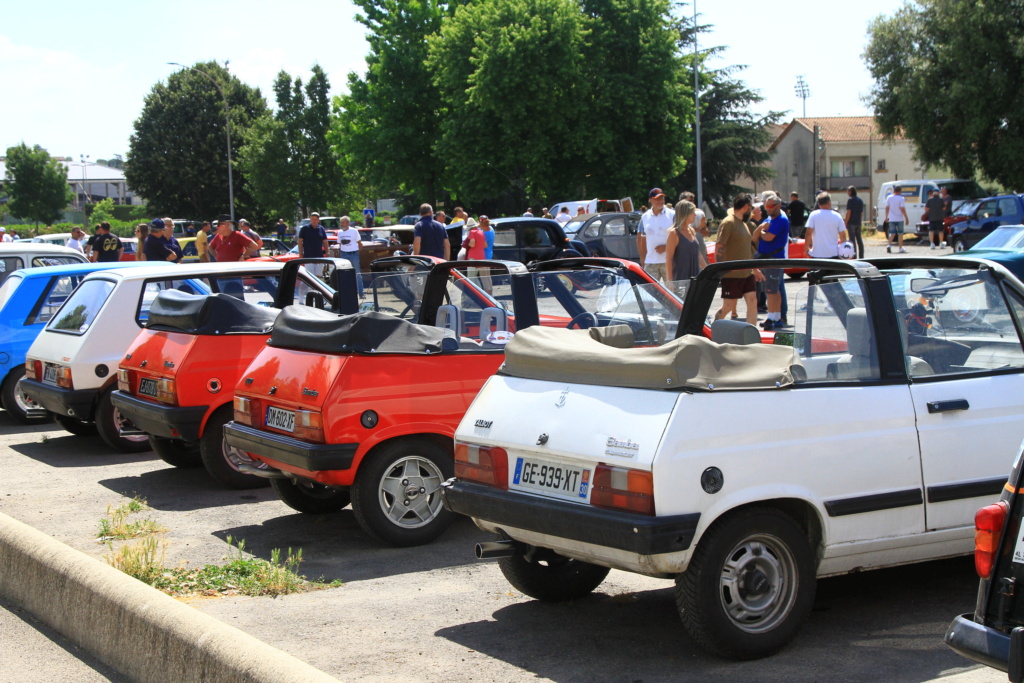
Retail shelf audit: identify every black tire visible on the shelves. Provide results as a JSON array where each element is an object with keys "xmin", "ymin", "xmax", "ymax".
[
  {"xmin": 499, "ymin": 547, "xmax": 610, "ymax": 602},
  {"xmin": 271, "ymin": 477, "xmax": 350, "ymax": 513},
  {"xmin": 149, "ymin": 435, "xmax": 202, "ymax": 468},
  {"xmin": 351, "ymin": 438, "xmax": 454, "ymax": 547},
  {"xmin": 1, "ymin": 367, "xmax": 52, "ymax": 425},
  {"xmin": 55, "ymin": 413, "xmax": 97, "ymax": 436},
  {"xmin": 675, "ymin": 507, "xmax": 816, "ymax": 660},
  {"xmin": 952, "ymin": 237, "xmax": 966, "ymax": 253},
  {"xmin": 199, "ymin": 406, "xmax": 270, "ymax": 489},
  {"xmin": 95, "ymin": 388, "xmax": 150, "ymax": 453}
]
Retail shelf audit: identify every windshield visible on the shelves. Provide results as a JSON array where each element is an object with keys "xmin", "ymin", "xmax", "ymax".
[
  {"xmin": 47, "ymin": 279, "xmax": 116, "ymax": 334},
  {"xmin": 362, "ymin": 268, "xmax": 431, "ymax": 320},
  {"xmin": 973, "ymin": 227, "xmax": 1024, "ymax": 251},
  {"xmin": 954, "ymin": 200, "xmax": 980, "ymax": 217},
  {"xmin": 938, "ymin": 180, "xmax": 986, "ymax": 200}
]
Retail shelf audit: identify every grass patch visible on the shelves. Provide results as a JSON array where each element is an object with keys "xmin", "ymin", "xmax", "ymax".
[{"xmin": 98, "ymin": 496, "xmax": 166, "ymax": 540}]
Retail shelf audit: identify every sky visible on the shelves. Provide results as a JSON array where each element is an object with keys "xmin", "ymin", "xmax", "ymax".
[{"xmin": 1, "ymin": 0, "xmax": 900, "ymax": 163}]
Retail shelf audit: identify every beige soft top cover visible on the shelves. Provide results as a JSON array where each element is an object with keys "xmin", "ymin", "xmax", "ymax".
[{"xmin": 501, "ymin": 326, "xmax": 798, "ymax": 390}]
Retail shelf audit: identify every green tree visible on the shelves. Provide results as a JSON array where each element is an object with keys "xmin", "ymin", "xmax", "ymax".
[
  {"xmin": 331, "ymin": 0, "xmax": 452, "ymax": 204},
  {"xmin": 238, "ymin": 114, "xmax": 296, "ymax": 221},
  {"xmin": 864, "ymin": 0, "xmax": 1024, "ymax": 189},
  {"xmin": 126, "ymin": 62, "xmax": 268, "ymax": 220},
  {"xmin": 3, "ymin": 143, "xmax": 73, "ymax": 226},
  {"xmin": 428, "ymin": 0, "xmax": 593, "ymax": 205},
  {"xmin": 671, "ymin": 64, "xmax": 782, "ymax": 215}
]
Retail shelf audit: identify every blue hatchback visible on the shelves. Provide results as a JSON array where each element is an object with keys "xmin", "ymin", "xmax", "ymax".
[{"xmin": 0, "ymin": 261, "xmax": 172, "ymax": 423}]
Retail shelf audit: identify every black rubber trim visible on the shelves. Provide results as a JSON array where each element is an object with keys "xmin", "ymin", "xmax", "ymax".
[
  {"xmin": 19, "ymin": 378, "xmax": 97, "ymax": 420},
  {"xmin": 223, "ymin": 422, "xmax": 357, "ymax": 472},
  {"xmin": 927, "ymin": 477, "xmax": 1007, "ymax": 504},
  {"xmin": 441, "ymin": 479, "xmax": 700, "ymax": 555},
  {"xmin": 927, "ymin": 399, "xmax": 970, "ymax": 414},
  {"xmin": 109, "ymin": 390, "xmax": 208, "ymax": 441},
  {"xmin": 944, "ymin": 613, "xmax": 1009, "ymax": 673},
  {"xmin": 823, "ymin": 488, "xmax": 923, "ymax": 517}
]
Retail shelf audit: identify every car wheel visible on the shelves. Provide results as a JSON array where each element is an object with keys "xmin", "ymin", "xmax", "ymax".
[
  {"xmin": 95, "ymin": 388, "xmax": 150, "ymax": 453},
  {"xmin": 499, "ymin": 546, "xmax": 610, "ymax": 601},
  {"xmin": 675, "ymin": 507, "xmax": 816, "ymax": 660},
  {"xmin": 1, "ymin": 367, "xmax": 52, "ymax": 425},
  {"xmin": 55, "ymin": 413, "xmax": 97, "ymax": 436},
  {"xmin": 149, "ymin": 435, "xmax": 202, "ymax": 468},
  {"xmin": 351, "ymin": 438, "xmax": 453, "ymax": 547},
  {"xmin": 952, "ymin": 237, "xmax": 966, "ymax": 253},
  {"xmin": 199, "ymin": 406, "xmax": 270, "ymax": 489},
  {"xmin": 270, "ymin": 478, "xmax": 350, "ymax": 514},
  {"xmin": 555, "ymin": 273, "xmax": 579, "ymax": 294}
]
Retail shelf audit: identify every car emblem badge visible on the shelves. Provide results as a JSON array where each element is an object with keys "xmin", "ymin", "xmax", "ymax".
[
  {"xmin": 269, "ymin": 386, "xmax": 277, "ymax": 395},
  {"xmin": 302, "ymin": 387, "xmax": 318, "ymax": 397},
  {"xmin": 164, "ymin": 360, "xmax": 174, "ymax": 368},
  {"xmin": 475, "ymin": 419, "xmax": 492, "ymax": 429},
  {"xmin": 555, "ymin": 387, "xmax": 569, "ymax": 408},
  {"xmin": 245, "ymin": 378, "xmax": 254, "ymax": 385}
]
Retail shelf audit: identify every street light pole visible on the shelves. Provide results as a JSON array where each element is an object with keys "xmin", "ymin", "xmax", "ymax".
[
  {"xmin": 692, "ymin": 0, "xmax": 703, "ymax": 212},
  {"xmin": 856, "ymin": 123, "xmax": 874, "ymax": 224},
  {"xmin": 168, "ymin": 62, "xmax": 234, "ymax": 221},
  {"xmin": 79, "ymin": 154, "xmax": 89, "ymax": 228}
]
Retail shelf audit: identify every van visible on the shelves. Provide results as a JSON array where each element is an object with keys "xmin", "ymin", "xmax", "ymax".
[
  {"xmin": 875, "ymin": 179, "xmax": 984, "ymax": 229},
  {"xmin": 550, "ymin": 197, "xmax": 634, "ymax": 218}
]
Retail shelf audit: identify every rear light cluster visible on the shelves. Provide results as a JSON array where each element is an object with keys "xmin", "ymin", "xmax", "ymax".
[
  {"xmin": 26, "ymin": 360, "xmax": 73, "ymax": 389},
  {"xmin": 116, "ymin": 368, "xmax": 130, "ymax": 392},
  {"xmin": 454, "ymin": 441, "xmax": 654, "ymax": 515},
  {"xmin": 234, "ymin": 396, "xmax": 253, "ymax": 425},
  {"xmin": 455, "ymin": 442, "xmax": 508, "ymax": 488},
  {"xmin": 25, "ymin": 360, "xmax": 41, "ymax": 380},
  {"xmin": 975, "ymin": 501, "xmax": 1008, "ymax": 579}
]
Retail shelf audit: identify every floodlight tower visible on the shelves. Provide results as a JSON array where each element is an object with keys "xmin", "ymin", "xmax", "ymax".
[{"xmin": 795, "ymin": 76, "xmax": 810, "ymax": 118}]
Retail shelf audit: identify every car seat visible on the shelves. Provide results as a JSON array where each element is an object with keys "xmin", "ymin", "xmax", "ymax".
[
  {"xmin": 435, "ymin": 304, "xmax": 462, "ymax": 335},
  {"xmin": 828, "ymin": 307, "xmax": 933, "ymax": 379},
  {"xmin": 710, "ymin": 319, "xmax": 761, "ymax": 345},
  {"xmin": 478, "ymin": 306, "xmax": 508, "ymax": 340},
  {"xmin": 222, "ymin": 280, "xmax": 246, "ymax": 300}
]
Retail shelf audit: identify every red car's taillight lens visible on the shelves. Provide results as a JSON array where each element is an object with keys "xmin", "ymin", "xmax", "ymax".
[
  {"xmin": 26, "ymin": 359, "xmax": 41, "ymax": 380},
  {"xmin": 590, "ymin": 465, "xmax": 655, "ymax": 515},
  {"xmin": 116, "ymin": 368, "xmax": 131, "ymax": 392},
  {"xmin": 293, "ymin": 409, "xmax": 325, "ymax": 443},
  {"xmin": 454, "ymin": 442, "xmax": 508, "ymax": 489},
  {"xmin": 975, "ymin": 501, "xmax": 1008, "ymax": 579},
  {"xmin": 234, "ymin": 396, "xmax": 253, "ymax": 426}
]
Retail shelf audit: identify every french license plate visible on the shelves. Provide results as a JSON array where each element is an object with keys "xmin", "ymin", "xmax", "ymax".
[
  {"xmin": 42, "ymin": 365, "xmax": 58, "ymax": 385},
  {"xmin": 511, "ymin": 456, "xmax": 591, "ymax": 502},
  {"xmin": 138, "ymin": 377, "xmax": 158, "ymax": 398},
  {"xmin": 265, "ymin": 406, "xmax": 295, "ymax": 433}
]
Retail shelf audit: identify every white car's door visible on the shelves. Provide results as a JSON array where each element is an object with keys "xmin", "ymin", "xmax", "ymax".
[{"xmin": 894, "ymin": 268, "xmax": 1024, "ymax": 530}]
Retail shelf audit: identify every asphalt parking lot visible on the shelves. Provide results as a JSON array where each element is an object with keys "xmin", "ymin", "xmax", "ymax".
[{"xmin": 0, "ymin": 234, "xmax": 1004, "ymax": 682}]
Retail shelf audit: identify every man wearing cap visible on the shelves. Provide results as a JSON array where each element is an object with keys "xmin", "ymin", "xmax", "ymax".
[
  {"xmin": 413, "ymin": 203, "xmax": 450, "ymax": 260},
  {"xmin": 0, "ymin": 227, "xmax": 11, "ymax": 243},
  {"xmin": 144, "ymin": 219, "xmax": 177, "ymax": 262},
  {"xmin": 209, "ymin": 215, "xmax": 258, "ymax": 262},
  {"xmin": 92, "ymin": 222, "xmax": 123, "ymax": 262},
  {"xmin": 298, "ymin": 212, "xmax": 329, "ymax": 258},
  {"xmin": 637, "ymin": 187, "xmax": 675, "ymax": 282}
]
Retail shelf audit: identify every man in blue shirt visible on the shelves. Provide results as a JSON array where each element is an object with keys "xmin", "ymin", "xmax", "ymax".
[
  {"xmin": 298, "ymin": 212, "xmax": 329, "ymax": 258},
  {"xmin": 752, "ymin": 195, "xmax": 790, "ymax": 331},
  {"xmin": 412, "ymin": 203, "xmax": 450, "ymax": 260}
]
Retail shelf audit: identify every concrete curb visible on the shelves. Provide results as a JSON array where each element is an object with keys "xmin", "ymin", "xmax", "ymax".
[{"xmin": 0, "ymin": 511, "xmax": 339, "ymax": 683}]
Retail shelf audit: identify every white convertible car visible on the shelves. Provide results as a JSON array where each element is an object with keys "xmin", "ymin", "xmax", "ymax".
[{"xmin": 443, "ymin": 256, "xmax": 1024, "ymax": 660}]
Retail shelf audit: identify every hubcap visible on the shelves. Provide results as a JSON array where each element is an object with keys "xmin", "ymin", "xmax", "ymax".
[
  {"xmin": 13, "ymin": 378, "xmax": 42, "ymax": 413},
  {"xmin": 718, "ymin": 534, "xmax": 799, "ymax": 634},
  {"xmin": 377, "ymin": 456, "xmax": 444, "ymax": 529}
]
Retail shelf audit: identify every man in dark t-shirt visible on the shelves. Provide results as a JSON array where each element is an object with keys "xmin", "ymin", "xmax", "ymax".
[
  {"xmin": 786, "ymin": 193, "xmax": 807, "ymax": 239},
  {"xmin": 844, "ymin": 186, "xmax": 866, "ymax": 259},
  {"xmin": 144, "ymin": 219, "xmax": 177, "ymax": 262},
  {"xmin": 925, "ymin": 189, "xmax": 946, "ymax": 248},
  {"xmin": 412, "ymin": 203, "xmax": 450, "ymax": 260},
  {"xmin": 92, "ymin": 222, "xmax": 123, "ymax": 262},
  {"xmin": 297, "ymin": 213, "xmax": 329, "ymax": 258}
]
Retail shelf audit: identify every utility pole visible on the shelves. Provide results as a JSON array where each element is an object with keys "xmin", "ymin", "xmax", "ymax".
[
  {"xmin": 692, "ymin": 0, "xmax": 703, "ymax": 212},
  {"xmin": 795, "ymin": 76, "xmax": 810, "ymax": 118}
]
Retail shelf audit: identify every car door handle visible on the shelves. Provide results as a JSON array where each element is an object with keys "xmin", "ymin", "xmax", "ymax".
[{"xmin": 927, "ymin": 399, "xmax": 970, "ymax": 414}]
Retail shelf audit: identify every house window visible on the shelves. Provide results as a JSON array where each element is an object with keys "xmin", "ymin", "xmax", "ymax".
[
  {"xmin": 830, "ymin": 158, "xmax": 867, "ymax": 177},
  {"xmin": 876, "ymin": 159, "xmax": 887, "ymax": 171}
]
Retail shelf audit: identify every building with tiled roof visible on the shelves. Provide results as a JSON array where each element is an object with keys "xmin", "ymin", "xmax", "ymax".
[{"xmin": 768, "ymin": 116, "xmax": 951, "ymax": 224}]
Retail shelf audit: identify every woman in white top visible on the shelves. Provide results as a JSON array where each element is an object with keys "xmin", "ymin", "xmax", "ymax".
[{"xmin": 336, "ymin": 216, "xmax": 364, "ymax": 298}]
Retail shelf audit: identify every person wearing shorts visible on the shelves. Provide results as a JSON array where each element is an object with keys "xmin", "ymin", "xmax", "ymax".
[
  {"xmin": 713, "ymin": 194, "xmax": 763, "ymax": 325},
  {"xmin": 885, "ymin": 187, "xmax": 909, "ymax": 253},
  {"xmin": 752, "ymin": 195, "xmax": 790, "ymax": 331}
]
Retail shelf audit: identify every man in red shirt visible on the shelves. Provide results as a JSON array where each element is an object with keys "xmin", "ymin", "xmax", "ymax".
[{"xmin": 208, "ymin": 215, "xmax": 258, "ymax": 262}]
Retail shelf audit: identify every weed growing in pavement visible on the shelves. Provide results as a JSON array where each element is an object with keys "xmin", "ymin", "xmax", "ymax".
[
  {"xmin": 106, "ymin": 534, "xmax": 168, "ymax": 584},
  {"xmin": 98, "ymin": 496, "xmax": 166, "ymax": 540}
]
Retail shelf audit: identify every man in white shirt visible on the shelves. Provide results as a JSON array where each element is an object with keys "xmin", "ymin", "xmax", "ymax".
[
  {"xmin": 66, "ymin": 227, "xmax": 86, "ymax": 253},
  {"xmin": 336, "ymin": 215, "xmax": 364, "ymax": 298},
  {"xmin": 637, "ymin": 187, "xmax": 675, "ymax": 282},
  {"xmin": 0, "ymin": 227, "xmax": 11, "ymax": 243},
  {"xmin": 885, "ymin": 186, "xmax": 910, "ymax": 253},
  {"xmin": 805, "ymin": 192, "xmax": 848, "ymax": 258},
  {"xmin": 554, "ymin": 207, "xmax": 571, "ymax": 225}
]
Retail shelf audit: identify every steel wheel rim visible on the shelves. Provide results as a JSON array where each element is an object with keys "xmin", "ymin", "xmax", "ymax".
[
  {"xmin": 954, "ymin": 241, "xmax": 965, "ymax": 252},
  {"xmin": 13, "ymin": 378, "xmax": 42, "ymax": 413},
  {"xmin": 113, "ymin": 405, "xmax": 148, "ymax": 442},
  {"xmin": 222, "ymin": 435, "xmax": 267, "ymax": 471},
  {"xmin": 377, "ymin": 455, "xmax": 445, "ymax": 529},
  {"xmin": 717, "ymin": 532, "xmax": 799, "ymax": 634}
]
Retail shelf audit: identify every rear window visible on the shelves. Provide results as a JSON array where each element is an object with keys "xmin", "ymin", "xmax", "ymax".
[
  {"xmin": 47, "ymin": 279, "xmax": 116, "ymax": 334},
  {"xmin": 27, "ymin": 275, "xmax": 85, "ymax": 325},
  {"xmin": 138, "ymin": 279, "xmax": 211, "ymax": 323},
  {"xmin": 0, "ymin": 273, "xmax": 23, "ymax": 305},
  {"xmin": 32, "ymin": 256, "xmax": 83, "ymax": 267}
]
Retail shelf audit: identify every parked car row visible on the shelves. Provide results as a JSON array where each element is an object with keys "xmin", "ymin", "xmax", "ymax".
[{"xmin": 6, "ymin": 246, "xmax": 1024, "ymax": 664}]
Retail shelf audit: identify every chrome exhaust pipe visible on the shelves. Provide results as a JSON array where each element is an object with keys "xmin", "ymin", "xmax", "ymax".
[
  {"xmin": 475, "ymin": 540, "xmax": 517, "ymax": 560},
  {"xmin": 236, "ymin": 463, "xmax": 289, "ymax": 479}
]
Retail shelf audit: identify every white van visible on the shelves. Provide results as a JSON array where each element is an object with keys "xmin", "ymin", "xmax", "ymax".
[
  {"xmin": 875, "ymin": 179, "xmax": 984, "ymax": 229},
  {"xmin": 550, "ymin": 198, "xmax": 634, "ymax": 219}
]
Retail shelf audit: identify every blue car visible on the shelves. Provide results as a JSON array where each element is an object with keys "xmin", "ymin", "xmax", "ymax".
[{"xmin": 0, "ymin": 261, "xmax": 172, "ymax": 424}]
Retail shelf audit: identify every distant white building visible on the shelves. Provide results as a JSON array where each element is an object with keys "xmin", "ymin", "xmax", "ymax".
[{"xmin": 0, "ymin": 158, "xmax": 138, "ymax": 207}]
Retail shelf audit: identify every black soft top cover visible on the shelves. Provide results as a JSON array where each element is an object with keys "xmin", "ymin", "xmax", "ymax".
[
  {"xmin": 270, "ymin": 307, "xmax": 448, "ymax": 354},
  {"xmin": 146, "ymin": 290, "xmax": 278, "ymax": 335}
]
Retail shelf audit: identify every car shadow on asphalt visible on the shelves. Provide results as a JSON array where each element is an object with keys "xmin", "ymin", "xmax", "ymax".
[
  {"xmin": 0, "ymin": 410, "xmax": 61, "ymax": 436},
  {"xmin": 215, "ymin": 513, "xmax": 484, "ymax": 582},
  {"xmin": 97, "ymin": 468, "xmax": 277, "ymax": 511},
  {"xmin": 9, "ymin": 434, "xmax": 158, "ymax": 467},
  {"xmin": 434, "ymin": 556, "xmax": 983, "ymax": 682}
]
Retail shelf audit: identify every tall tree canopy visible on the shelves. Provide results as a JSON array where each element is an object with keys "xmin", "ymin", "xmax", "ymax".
[
  {"xmin": 331, "ymin": 0, "xmax": 453, "ymax": 204},
  {"xmin": 126, "ymin": 62, "xmax": 267, "ymax": 219},
  {"xmin": 3, "ymin": 143, "xmax": 72, "ymax": 226},
  {"xmin": 864, "ymin": 0, "xmax": 1024, "ymax": 189}
]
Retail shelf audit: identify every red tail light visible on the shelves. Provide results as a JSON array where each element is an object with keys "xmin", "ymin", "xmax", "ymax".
[
  {"xmin": 455, "ymin": 442, "xmax": 508, "ymax": 489},
  {"xmin": 26, "ymin": 360, "xmax": 41, "ymax": 380},
  {"xmin": 591, "ymin": 465, "xmax": 655, "ymax": 515},
  {"xmin": 975, "ymin": 501, "xmax": 1008, "ymax": 578},
  {"xmin": 233, "ymin": 396, "xmax": 253, "ymax": 426},
  {"xmin": 293, "ymin": 409, "xmax": 325, "ymax": 443}
]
